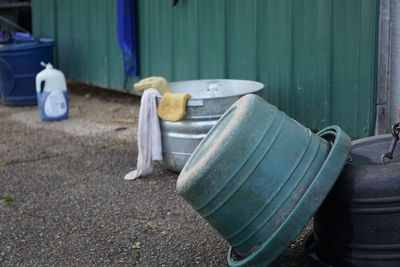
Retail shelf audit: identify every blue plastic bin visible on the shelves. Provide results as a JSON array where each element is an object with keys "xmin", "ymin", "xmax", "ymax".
[{"xmin": 0, "ymin": 34, "xmax": 55, "ymax": 106}]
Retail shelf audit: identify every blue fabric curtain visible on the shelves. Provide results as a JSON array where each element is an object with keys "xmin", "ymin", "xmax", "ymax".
[{"xmin": 117, "ymin": 0, "xmax": 138, "ymax": 75}]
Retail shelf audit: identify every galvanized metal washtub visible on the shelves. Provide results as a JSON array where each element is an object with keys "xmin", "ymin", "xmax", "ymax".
[
  {"xmin": 176, "ymin": 94, "xmax": 351, "ymax": 266},
  {"xmin": 307, "ymin": 134, "xmax": 400, "ymax": 267},
  {"xmin": 157, "ymin": 79, "xmax": 264, "ymax": 172}
]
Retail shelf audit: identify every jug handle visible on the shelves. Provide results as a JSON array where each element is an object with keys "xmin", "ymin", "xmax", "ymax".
[
  {"xmin": 35, "ymin": 76, "xmax": 45, "ymax": 94},
  {"xmin": 36, "ymin": 62, "xmax": 48, "ymax": 94}
]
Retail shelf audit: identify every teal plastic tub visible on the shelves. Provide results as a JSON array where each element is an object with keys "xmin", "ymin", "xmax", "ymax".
[{"xmin": 177, "ymin": 94, "xmax": 351, "ymax": 266}]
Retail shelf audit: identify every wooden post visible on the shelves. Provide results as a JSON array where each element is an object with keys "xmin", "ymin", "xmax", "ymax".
[{"xmin": 376, "ymin": 0, "xmax": 391, "ymax": 135}]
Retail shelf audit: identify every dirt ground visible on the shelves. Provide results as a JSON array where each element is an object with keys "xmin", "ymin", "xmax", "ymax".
[{"xmin": 0, "ymin": 83, "xmax": 314, "ymax": 267}]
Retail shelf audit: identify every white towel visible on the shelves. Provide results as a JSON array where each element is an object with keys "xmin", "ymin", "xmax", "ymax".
[{"xmin": 124, "ymin": 88, "xmax": 162, "ymax": 180}]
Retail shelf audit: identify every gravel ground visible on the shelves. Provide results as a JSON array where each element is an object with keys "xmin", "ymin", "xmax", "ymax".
[{"xmin": 0, "ymin": 83, "xmax": 312, "ymax": 267}]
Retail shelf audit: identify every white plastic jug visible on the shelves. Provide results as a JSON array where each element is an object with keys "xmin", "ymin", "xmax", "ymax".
[{"xmin": 35, "ymin": 62, "xmax": 68, "ymax": 121}]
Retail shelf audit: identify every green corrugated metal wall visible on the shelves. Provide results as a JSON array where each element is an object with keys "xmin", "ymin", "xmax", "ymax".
[{"xmin": 31, "ymin": 0, "xmax": 379, "ymax": 138}]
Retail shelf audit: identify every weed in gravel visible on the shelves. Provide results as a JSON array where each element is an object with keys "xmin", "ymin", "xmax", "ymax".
[
  {"xmin": 146, "ymin": 221, "xmax": 157, "ymax": 229},
  {"xmin": 132, "ymin": 242, "xmax": 141, "ymax": 249},
  {"xmin": 1, "ymin": 193, "xmax": 13, "ymax": 203},
  {"xmin": 134, "ymin": 255, "xmax": 141, "ymax": 265},
  {"xmin": 17, "ymin": 203, "xmax": 28, "ymax": 214},
  {"xmin": 0, "ymin": 162, "xmax": 5, "ymax": 168}
]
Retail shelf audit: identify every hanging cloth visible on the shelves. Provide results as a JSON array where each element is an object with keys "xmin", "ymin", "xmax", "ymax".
[
  {"xmin": 117, "ymin": 0, "xmax": 138, "ymax": 75},
  {"xmin": 124, "ymin": 88, "xmax": 163, "ymax": 180}
]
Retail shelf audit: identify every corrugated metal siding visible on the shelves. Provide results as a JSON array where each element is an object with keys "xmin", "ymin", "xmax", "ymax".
[{"xmin": 31, "ymin": 0, "xmax": 379, "ymax": 138}]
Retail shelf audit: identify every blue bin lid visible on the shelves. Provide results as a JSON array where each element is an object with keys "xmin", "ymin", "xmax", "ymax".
[
  {"xmin": 0, "ymin": 32, "xmax": 55, "ymax": 52},
  {"xmin": 0, "ymin": 32, "xmax": 34, "ymax": 43}
]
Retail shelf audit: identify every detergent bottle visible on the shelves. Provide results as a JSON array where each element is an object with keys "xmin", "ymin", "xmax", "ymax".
[{"xmin": 35, "ymin": 62, "xmax": 68, "ymax": 121}]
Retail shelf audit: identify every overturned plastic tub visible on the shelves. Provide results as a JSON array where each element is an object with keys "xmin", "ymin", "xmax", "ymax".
[
  {"xmin": 157, "ymin": 79, "xmax": 264, "ymax": 172},
  {"xmin": 176, "ymin": 94, "xmax": 351, "ymax": 266}
]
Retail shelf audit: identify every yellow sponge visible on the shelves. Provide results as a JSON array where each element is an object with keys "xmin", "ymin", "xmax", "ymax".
[
  {"xmin": 134, "ymin": 76, "xmax": 172, "ymax": 95},
  {"xmin": 158, "ymin": 93, "xmax": 191, "ymax": 122}
]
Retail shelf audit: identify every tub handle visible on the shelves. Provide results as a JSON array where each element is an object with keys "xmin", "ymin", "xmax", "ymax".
[
  {"xmin": 206, "ymin": 82, "xmax": 220, "ymax": 98},
  {"xmin": 208, "ymin": 82, "xmax": 220, "ymax": 91},
  {"xmin": 381, "ymin": 122, "xmax": 400, "ymax": 164}
]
